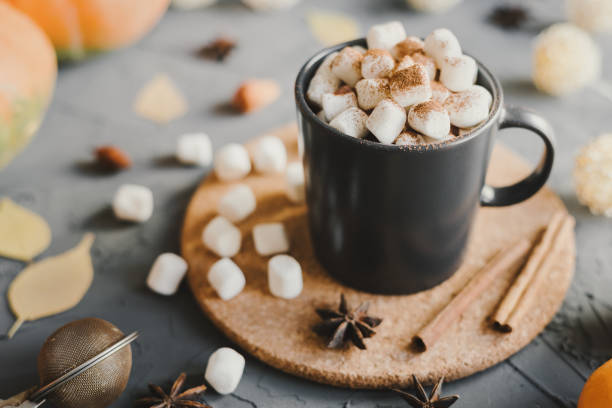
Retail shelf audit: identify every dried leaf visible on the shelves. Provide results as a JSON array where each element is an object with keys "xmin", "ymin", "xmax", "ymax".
[
  {"xmin": 0, "ymin": 198, "xmax": 51, "ymax": 262},
  {"xmin": 306, "ymin": 11, "xmax": 360, "ymax": 46},
  {"xmin": 133, "ymin": 74, "xmax": 188, "ymax": 124},
  {"xmin": 7, "ymin": 234, "xmax": 95, "ymax": 338}
]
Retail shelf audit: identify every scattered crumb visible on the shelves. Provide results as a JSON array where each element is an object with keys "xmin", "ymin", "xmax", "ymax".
[
  {"xmin": 306, "ymin": 10, "xmax": 359, "ymax": 46},
  {"xmin": 95, "ymin": 146, "xmax": 132, "ymax": 170},
  {"xmin": 133, "ymin": 74, "xmax": 188, "ymax": 124},
  {"xmin": 197, "ymin": 36, "xmax": 236, "ymax": 62}
]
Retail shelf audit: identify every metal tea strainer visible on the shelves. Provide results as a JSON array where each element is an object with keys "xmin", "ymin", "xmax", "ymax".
[{"xmin": 1, "ymin": 318, "xmax": 138, "ymax": 408}]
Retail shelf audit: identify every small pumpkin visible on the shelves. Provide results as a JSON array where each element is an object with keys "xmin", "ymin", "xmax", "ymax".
[
  {"xmin": 578, "ymin": 358, "xmax": 612, "ymax": 408},
  {"xmin": 3, "ymin": 0, "xmax": 171, "ymax": 60},
  {"xmin": 0, "ymin": 3, "xmax": 56, "ymax": 169}
]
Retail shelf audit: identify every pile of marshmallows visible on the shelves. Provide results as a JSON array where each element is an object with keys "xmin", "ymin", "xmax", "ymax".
[{"xmin": 307, "ymin": 22, "xmax": 493, "ymax": 145}]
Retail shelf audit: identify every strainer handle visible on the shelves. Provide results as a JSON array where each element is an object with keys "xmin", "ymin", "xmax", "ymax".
[{"xmin": 29, "ymin": 331, "xmax": 139, "ymax": 403}]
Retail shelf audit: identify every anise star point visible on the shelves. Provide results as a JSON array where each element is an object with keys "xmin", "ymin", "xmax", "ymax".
[
  {"xmin": 393, "ymin": 375, "xmax": 459, "ymax": 408},
  {"xmin": 135, "ymin": 372, "xmax": 209, "ymax": 408},
  {"xmin": 314, "ymin": 293, "xmax": 383, "ymax": 350}
]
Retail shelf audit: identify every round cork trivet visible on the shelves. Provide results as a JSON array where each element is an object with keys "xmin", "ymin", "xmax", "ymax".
[{"xmin": 181, "ymin": 124, "xmax": 575, "ymax": 389}]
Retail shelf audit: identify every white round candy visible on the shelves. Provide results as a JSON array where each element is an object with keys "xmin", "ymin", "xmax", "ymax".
[{"xmin": 567, "ymin": 0, "xmax": 612, "ymax": 33}]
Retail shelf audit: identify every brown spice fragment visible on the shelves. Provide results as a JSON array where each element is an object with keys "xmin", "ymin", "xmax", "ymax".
[
  {"xmin": 488, "ymin": 5, "xmax": 529, "ymax": 30},
  {"xmin": 95, "ymin": 146, "xmax": 131, "ymax": 170},
  {"xmin": 197, "ymin": 36, "xmax": 236, "ymax": 62}
]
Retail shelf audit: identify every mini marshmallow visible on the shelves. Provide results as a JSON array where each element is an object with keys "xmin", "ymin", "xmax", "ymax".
[
  {"xmin": 366, "ymin": 21, "xmax": 407, "ymax": 51},
  {"xmin": 307, "ymin": 52, "xmax": 341, "ymax": 106},
  {"xmin": 440, "ymin": 55, "xmax": 477, "ymax": 92},
  {"xmin": 268, "ymin": 254, "xmax": 303, "ymax": 299},
  {"xmin": 329, "ymin": 107, "xmax": 369, "ymax": 138},
  {"xmin": 355, "ymin": 78, "xmax": 390, "ymax": 110},
  {"xmin": 395, "ymin": 55, "xmax": 415, "ymax": 72},
  {"xmin": 218, "ymin": 184, "xmax": 256, "ymax": 222},
  {"xmin": 205, "ymin": 347, "xmax": 245, "ymax": 394},
  {"xmin": 361, "ymin": 49, "xmax": 395, "ymax": 79},
  {"xmin": 445, "ymin": 85, "xmax": 492, "ymax": 128},
  {"xmin": 389, "ymin": 65, "xmax": 432, "ymax": 107},
  {"xmin": 424, "ymin": 28, "xmax": 462, "ymax": 66},
  {"xmin": 316, "ymin": 110, "xmax": 327, "ymax": 122},
  {"xmin": 330, "ymin": 47, "xmax": 363, "ymax": 87},
  {"xmin": 214, "ymin": 143, "xmax": 251, "ymax": 181},
  {"xmin": 285, "ymin": 162, "xmax": 305, "ymax": 203},
  {"xmin": 202, "ymin": 215, "xmax": 242, "ymax": 257},
  {"xmin": 207, "ymin": 258, "xmax": 245, "ymax": 300},
  {"xmin": 391, "ymin": 36, "xmax": 425, "ymax": 59},
  {"xmin": 395, "ymin": 130, "xmax": 427, "ymax": 146},
  {"xmin": 176, "ymin": 133, "xmax": 213, "ymax": 166},
  {"xmin": 532, "ymin": 23, "xmax": 601, "ymax": 95},
  {"xmin": 253, "ymin": 222, "xmax": 289, "ymax": 256},
  {"xmin": 112, "ymin": 184, "xmax": 154, "ymax": 223},
  {"xmin": 253, "ymin": 135, "xmax": 287, "ymax": 174},
  {"xmin": 366, "ymin": 99, "xmax": 406, "ymax": 144},
  {"xmin": 146, "ymin": 253, "xmax": 188, "ymax": 295},
  {"xmin": 431, "ymin": 81, "xmax": 451, "ymax": 104},
  {"xmin": 412, "ymin": 52, "xmax": 437, "ymax": 81},
  {"xmin": 352, "ymin": 45, "xmax": 367, "ymax": 54},
  {"xmin": 408, "ymin": 100, "xmax": 451, "ymax": 140},
  {"xmin": 322, "ymin": 91, "xmax": 358, "ymax": 121}
]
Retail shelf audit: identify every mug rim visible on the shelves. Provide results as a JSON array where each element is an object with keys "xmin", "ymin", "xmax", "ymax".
[{"xmin": 294, "ymin": 38, "xmax": 504, "ymax": 152}]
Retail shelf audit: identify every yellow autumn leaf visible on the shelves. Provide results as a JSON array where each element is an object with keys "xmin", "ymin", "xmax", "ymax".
[
  {"xmin": 7, "ymin": 233, "xmax": 95, "ymax": 338},
  {"xmin": 0, "ymin": 198, "xmax": 51, "ymax": 262}
]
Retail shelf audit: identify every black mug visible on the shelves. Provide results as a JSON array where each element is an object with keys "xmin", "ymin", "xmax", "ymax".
[{"xmin": 294, "ymin": 39, "xmax": 555, "ymax": 295}]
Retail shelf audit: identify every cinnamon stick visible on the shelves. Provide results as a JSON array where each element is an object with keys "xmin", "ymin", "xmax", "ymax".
[
  {"xmin": 501, "ymin": 216, "xmax": 575, "ymax": 332},
  {"xmin": 491, "ymin": 210, "xmax": 566, "ymax": 329},
  {"xmin": 412, "ymin": 239, "xmax": 531, "ymax": 352}
]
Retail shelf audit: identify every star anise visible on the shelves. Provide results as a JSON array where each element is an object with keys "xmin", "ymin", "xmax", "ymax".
[
  {"xmin": 197, "ymin": 36, "xmax": 236, "ymax": 61},
  {"xmin": 314, "ymin": 293, "xmax": 382, "ymax": 350},
  {"xmin": 393, "ymin": 375, "xmax": 459, "ymax": 408},
  {"xmin": 135, "ymin": 372, "xmax": 209, "ymax": 408}
]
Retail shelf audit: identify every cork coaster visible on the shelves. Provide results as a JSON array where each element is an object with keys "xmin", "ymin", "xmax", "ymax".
[{"xmin": 181, "ymin": 124, "xmax": 575, "ymax": 389}]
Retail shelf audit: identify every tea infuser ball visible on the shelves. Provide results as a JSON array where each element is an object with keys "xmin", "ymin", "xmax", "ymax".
[{"xmin": 37, "ymin": 318, "xmax": 133, "ymax": 408}]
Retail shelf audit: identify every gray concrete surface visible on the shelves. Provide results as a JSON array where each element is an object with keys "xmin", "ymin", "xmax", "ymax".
[{"xmin": 1, "ymin": 0, "xmax": 612, "ymax": 406}]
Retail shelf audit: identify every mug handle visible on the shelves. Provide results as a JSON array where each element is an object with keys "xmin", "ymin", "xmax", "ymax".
[{"xmin": 480, "ymin": 105, "xmax": 556, "ymax": 207}]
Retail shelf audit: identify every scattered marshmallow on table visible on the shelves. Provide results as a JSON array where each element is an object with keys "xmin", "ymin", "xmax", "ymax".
[
  {"xmin": 366, "ymin": 99, "xmax": 406, "ymax": 144},
  {"xmin": 307, "ymin": 52, "xmax": 340, "ymax": 106},
  {"xmin": 146, "ymin": 253, "xmax": 188, "ymax": 295},
  {"xmin": 567, "ymin": 0, "xmax": 612, "ymax": 33},
  {"xmin": 331, "ymin": 47, "xmax": 363, "ymax": 87},
  {"xmin": 391, "ymin": 36, "xmax": 425, "ymax": 60},
  {"xmin": 329, "ymin": 107, "xmax": 368, "ymax": 139},
  {"xmin": 218, "ymin": 184, "xmax": 256, "ymax": 222},
  {"xmin": 431, "ymin": 81, "xmax": 451, "ymax": 104},
  {"xmin": 412, "ymin": 52, "xmax": 437, "ymax": 81},
  {"xmin": 440, "ymin": 55, "xmax": 477, "ymax": 92},
  {"xmin": 424, "ymin": 28, "xmax": 462, "ymax": 66},
  {"xmin": 285, "ymin": 162, "xmax": 305, "ymax": 203},
  {"xmin": 445, "ymin": 85, "xmax": 492, "ymax": 128},
  {"xmin": 361, "ymin": 49, "xmax": 395, "ymax": 79},
  {"xmin": 112, "ymin": 184, "xmax": 154, "ymax": 223},
  {"xmin": 207, "ymin": 258, "xmax": 245, "ymax": 300},
  {"xmin": 176, "ymin": 133, "xmax": 212, "ymax": 166},
  {"xmin": 355, "ymin": 78, "xmax": 390, "ymax": 110},
  {"xmin": 395, "ymin": 130, "xmax": 427, "ymax": 146},
  {"xmin": 390, "ymin": 65, "xmax": 432, "ymax": 107},
  {"xmin": 202, "ymin": 215, "xmax": 242, "ymax": 257},
  {"xmin": 366, "ymin": 21, "xmax": 407, "ymax": 51},
  {"xmin": 214, "ymin": 143, "xmax": 251, "ymax": 181},
  {"xmin": 408, "ymin": 100, "xmax": 451, "ymax": 140},
  {"xmin": 205, "ymin": 347, "xmax": 245, "ymax": 394},
  {"xmin": 253, "ymin": 222, "xmax": 289, "ymax": 256},
  {"xmin": 322, "ymin": 90, "xmax": 358, "ymax": 121},
  {"xmin": 268, "ymin": 254, "xmax": 303, "ymax": 299},
  {"xmin": 253, "ymin": 135, "xmax": 287, "ymax": 174}
]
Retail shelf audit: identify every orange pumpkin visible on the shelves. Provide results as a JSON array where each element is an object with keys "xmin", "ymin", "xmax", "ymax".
[
  {"xmin": 3, "ymin": 0, "xmax": 170, "ymax": 60},
  {"xmin": 578, "ymin": 358, "xmax": 612, "ymax": 408},
  {"xmin": 0, "ymin": 3, "xmax": 56, "ymax": 169}
]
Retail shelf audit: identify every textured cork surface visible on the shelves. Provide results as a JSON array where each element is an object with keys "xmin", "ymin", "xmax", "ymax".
[{"xmin": 181, "ymin": 124, "xmax": 575, "ymax": 389}]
